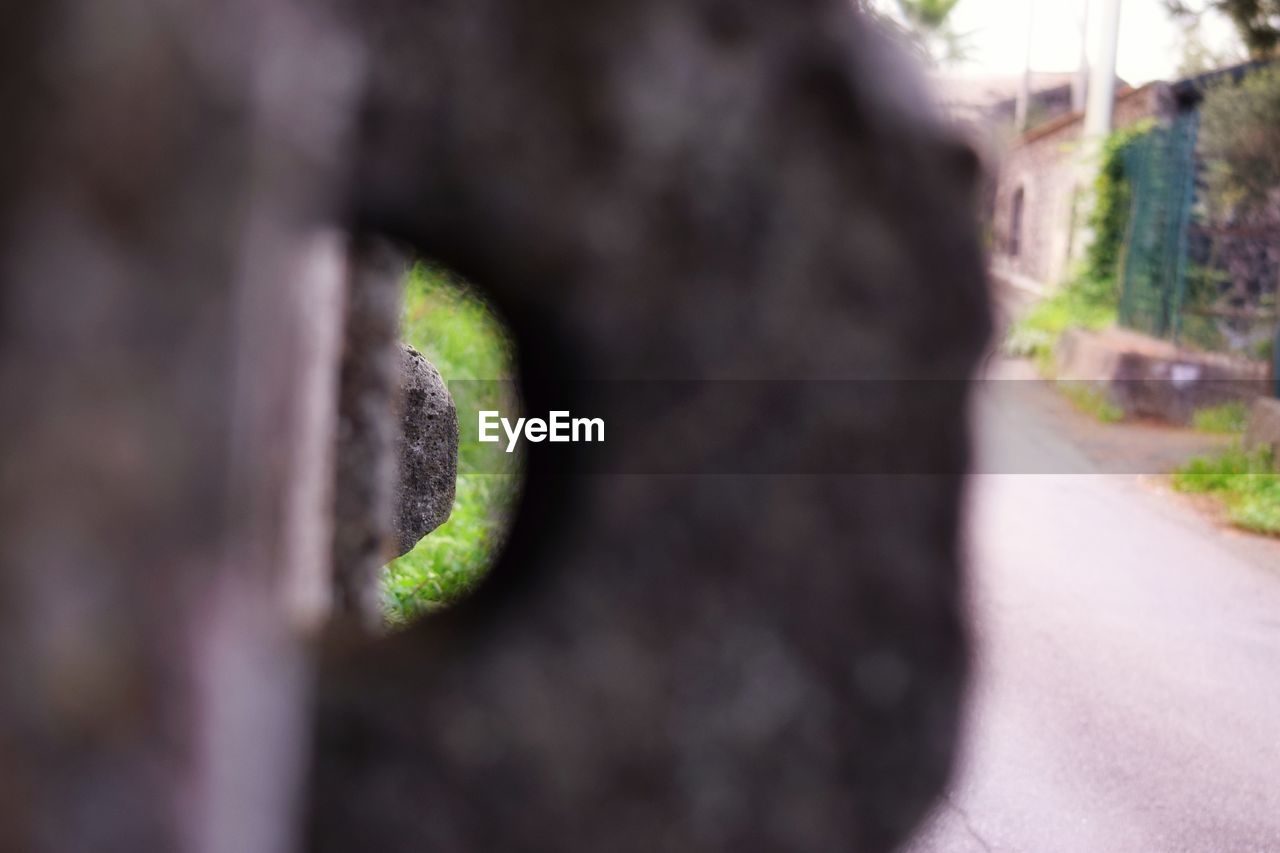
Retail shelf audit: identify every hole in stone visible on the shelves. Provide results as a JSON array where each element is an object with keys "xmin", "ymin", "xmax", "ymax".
[{"xmin": 382, "ymin": 260, "xmax": 523, "ymax": 624}]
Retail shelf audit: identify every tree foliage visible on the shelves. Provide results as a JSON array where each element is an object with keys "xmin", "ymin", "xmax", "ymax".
[
  {"xmin": 1176, "ymin": 16, "xmax": 1248, "ymax": 75},
  {"xmin": 889, "ymin": 0, "xmax": 970, "ymax": 66},
  {"xmin": 896, "ymin": 0, "xmax": 963, "ymax": 30},
  {"xmin": 1167, "ymin": 0, "xmax": 1280, "ymax": 58},
  {"xmin": 1197, "ymin": 64, "xmax": 1280, "ymax": 221}
]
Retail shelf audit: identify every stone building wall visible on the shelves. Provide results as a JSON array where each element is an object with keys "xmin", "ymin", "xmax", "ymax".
[{"xmin": 990, "ymin": 84, "xmax": 1168, "ymax": 292}]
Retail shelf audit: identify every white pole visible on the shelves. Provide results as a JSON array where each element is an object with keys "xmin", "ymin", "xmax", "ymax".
[
  {"xmin": 1070, "ymin": 0, "xmax": 1123, "ymax": 271},
  {"xmin": 1083, "ymin": 0, "xmax": 1122, "ymax": 140},
  {"xmin": 1014, "ymin": 0, "xmax": 1036, "ymax": 133},
  {"xmin": 1073, "ymin": 0, "xmax": 1091, "ymax": 113}
]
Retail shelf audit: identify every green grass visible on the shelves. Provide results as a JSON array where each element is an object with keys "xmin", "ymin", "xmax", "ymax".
[
  {"xmin": 1191, "ymin": 401, "xmax": 1251, "ymax": 435},
  {"xmin": 1058, "ymin": 381, "xmax": 1126, "ymax": 423},
  {"xmin": 383, "ymin": 262, "xmax": 520, "ymax": 623},
  {"xmin": 1004, "ymin": 275, "xmax": 1117, "ymax": 370},
  {"xmin": 1173, "ymin": 444, "xmax": 1280, "ymax": 536}
]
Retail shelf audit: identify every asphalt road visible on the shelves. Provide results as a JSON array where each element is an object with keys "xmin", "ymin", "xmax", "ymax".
[{"xmin": 906, "ymin": 376, "xmax": 1280, "ymax": 852}]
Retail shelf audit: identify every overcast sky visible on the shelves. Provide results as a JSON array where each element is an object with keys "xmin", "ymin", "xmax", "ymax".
[{"xmin": 928, "ymin": 0, "xmax": 1244, "ymax": 84}]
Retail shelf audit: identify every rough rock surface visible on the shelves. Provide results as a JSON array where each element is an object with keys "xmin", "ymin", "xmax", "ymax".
[
  {"xmin": 308, "ymin": 2, "xmax": 991, "ymax": 852},
  {"xmin": 331, "ymin": 238, "xmax": 458, "ymax": 627},
  {"xmin": 393, "ymin": 343, "xmax": 457, "ymax": 557},
  {"xmin": 1, "ymin": 3, "xmax": 362, "ymax": 849},
  {"xmin": 0, "ymin": 1, "xmax": 989, "ymax": 851}
]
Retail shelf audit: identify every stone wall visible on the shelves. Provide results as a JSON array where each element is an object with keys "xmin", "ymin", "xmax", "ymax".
[
  {"xmin": 1056, "ymin": 327, "xmax": 1269, "ymax": 424},
  {"xmin": 990, "ymin": 84, "xmax": 1168, "ymax": 292}
]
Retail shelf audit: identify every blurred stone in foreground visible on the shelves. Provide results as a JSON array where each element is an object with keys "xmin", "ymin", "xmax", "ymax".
[
  {"xmin": 308, "ymin": 1, "xmax": 991, "ymax": 852},
  {"xmin": 0, "ymin": 0, "xmax": 988, "ymax": 851}
]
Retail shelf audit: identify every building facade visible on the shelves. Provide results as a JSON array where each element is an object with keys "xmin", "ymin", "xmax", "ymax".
[{"xmin": 989, "ymin": 83, "xmax": 1171, "ymax": 294}]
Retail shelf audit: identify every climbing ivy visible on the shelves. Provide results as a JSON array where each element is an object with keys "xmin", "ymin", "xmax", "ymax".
[
  {"xmin": 1083, "ymin": 121, "xmax": 1155, "ymax": 291},
  {"xmin": 1004, "ymin": 124, "xmax": 1154, "ymax": 365}
]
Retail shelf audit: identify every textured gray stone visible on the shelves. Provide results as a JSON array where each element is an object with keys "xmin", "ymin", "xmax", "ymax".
[
  {"xmin": 0, "ymin": 2, "xmax": 359, "ymax": 848},
  {"xmin": 1, "ymin": 1, "xmax": 987, "ymax": 851},
  {"xmin": 331, "ymin": 238, "xmax": 458, "ymax": 628},
  {"xmin": 308, "ymin": 2, "xmax": 990, "ymax": 852},
  {"xmin": 393, "ymin": 343, "xmax": 457, "ymax": 557}
]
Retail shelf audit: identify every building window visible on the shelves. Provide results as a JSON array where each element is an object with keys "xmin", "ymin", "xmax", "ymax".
[{"xmin": 1010, "ymin": 187, "xmax": 1025, "ymax": 257}]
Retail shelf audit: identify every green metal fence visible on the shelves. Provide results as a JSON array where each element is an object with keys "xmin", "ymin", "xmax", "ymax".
[
  {"xmin": 1116, "ymin": 112, "xmax": 1200, "ymax": 341},
  {"xmin": 1116, "ymin": 111, "xmax": 1280, "ymax": 393}
]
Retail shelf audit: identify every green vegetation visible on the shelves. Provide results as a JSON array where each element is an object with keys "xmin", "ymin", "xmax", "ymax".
[
  {"xmin": 1086, "ymin": 122, "xmax": 1154, "ymax": 286},
  {"xmin": 1199, "ymin": 64, "xmax": 1280, "ymax": 220},
  {"xmin": 1165, "ymin": 1, "xmax": 1279, "ymax": 60},
  {"xmin": 1005, "ymin": 275, "xmax": 1117, "ymax": 368},
  {"xmin": 1174, "ymin": 14, "xmax": 1248, "ymax": 75},
  {"xmin": 1183, "ymin": 67, "xmax": 1280, "ymax": 355},
  {"xmin": 384, "ymin": 263, "xmax": 520, "ymax": 622},
  {"xmin": 1058, "ymin": 381, "xmax": 1126, "ymax": 423},
  {"xmin": 892, "ymin": 0, "xmax": 969, "ymax": 64},
  {"xmin": 1191, "ymin": 401, "xmax": 1252, "ymax": 433},
  {"xmin": 1005, "ymin": 126, "xmax": 1150, "ymax": 369},
  {"xmin": 1173, "ymin": 444, "xmax": 1280, "ymax": 535}
]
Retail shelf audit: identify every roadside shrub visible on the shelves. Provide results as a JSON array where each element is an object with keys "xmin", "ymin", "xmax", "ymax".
[
  {"xmin": 1191, "ymin": 401, "xmax": 1252, "ymax": 434},
  {"xmin": 1058, "ymin": 381, "xmax": 1126, "ymax": 423},
  {"xmin": 1173, "ymin": 444, "xmax": 1280, "ymax": 536},
  {"xmin": 1005, "ymin": 275, "xmax": 1117, "ymax": 366}
]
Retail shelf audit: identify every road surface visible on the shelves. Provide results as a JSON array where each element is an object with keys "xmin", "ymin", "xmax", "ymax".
[{"xmin": 906, "ymin": 373, "xmax": 1280, "ymax": 852}]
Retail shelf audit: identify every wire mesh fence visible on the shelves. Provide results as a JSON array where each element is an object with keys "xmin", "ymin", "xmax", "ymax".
[
  {"xmin": 1116, "ymin": 110, "xmax": 1280, "ymax": 394},
  {"xmin": 1117, "ymin": 113, "xmax": 1198, "ymax": 341}
]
